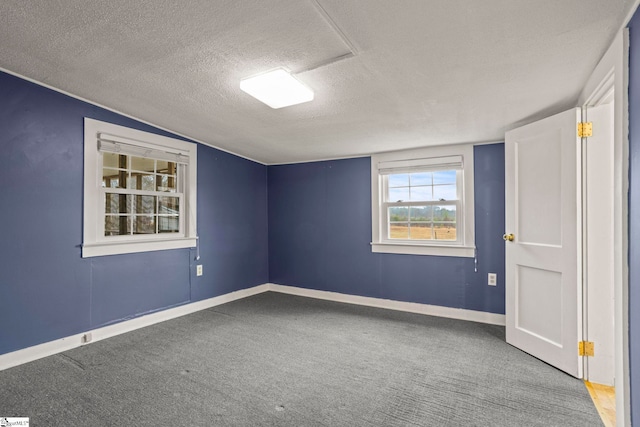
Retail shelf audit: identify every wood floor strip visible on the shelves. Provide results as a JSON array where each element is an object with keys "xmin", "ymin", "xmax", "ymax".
[{"xmin": 584, "ymin": 380, "xmax": 615, "ymax": 427}]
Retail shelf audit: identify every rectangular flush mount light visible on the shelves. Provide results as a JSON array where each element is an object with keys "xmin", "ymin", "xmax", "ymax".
[{"xmin": 240, "ymin": 68, "xmax": 314, "ymax": 109}]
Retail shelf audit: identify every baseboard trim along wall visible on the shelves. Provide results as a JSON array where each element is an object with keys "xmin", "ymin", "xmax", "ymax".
[
  {"xmin": 268, "ymin": 284, "xmax": 506, "ymax": 326},
  {"xmin": 0, "ymin": 283, "xmax": 505, "ymax": 371},
  {"xmin": 0, "ymin": 284, "xmax": 270, "ymax": 372}
]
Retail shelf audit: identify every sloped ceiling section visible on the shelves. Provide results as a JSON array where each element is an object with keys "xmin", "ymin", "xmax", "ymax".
[{"xmin": 0, "ymin": 0, "xmax": 635, "ymax": 164}]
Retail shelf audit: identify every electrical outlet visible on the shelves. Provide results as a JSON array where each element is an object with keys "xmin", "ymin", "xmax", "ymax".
[
  {"xmin": 488, "ymin": 273, "xmax": 497, "ymax": 286},
  {"xmin": 196, "ymin": 265, "xmax": 203, "ymax": 276}
]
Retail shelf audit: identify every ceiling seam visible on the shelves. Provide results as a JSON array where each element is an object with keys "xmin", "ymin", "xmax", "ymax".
[
  {"xmin": 295, "ymin": 0, "xmax": 358, "ymax": 74},
  {"xmin": 309, "ymin": 0, "xmax": 358, "ymax": 55}
]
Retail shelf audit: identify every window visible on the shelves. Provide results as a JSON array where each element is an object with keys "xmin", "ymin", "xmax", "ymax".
[
  {"xmin": 83, "ymin": 118, "xmax": 197, "ymax": 257},
  {"xmin": 371, "ymin": 145, "xmax": 475, "ymax": 257}
]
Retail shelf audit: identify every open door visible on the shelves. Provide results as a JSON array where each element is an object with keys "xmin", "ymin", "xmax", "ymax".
[{"xmin": 505, "ymin": 108, "xmax": 581, "ymax": 377}]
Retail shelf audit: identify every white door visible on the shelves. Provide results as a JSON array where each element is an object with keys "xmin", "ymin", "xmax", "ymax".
[{"xmin": 505, "ymin": 108, "xmax": 581, "ymax": 377}]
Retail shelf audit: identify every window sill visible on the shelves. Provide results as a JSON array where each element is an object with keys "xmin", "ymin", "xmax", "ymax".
[
  {"xmin": 82, "ymin": 237, "xmax": 197, "ymax": 258},
  {"xmin": 370, "ymin": 242, "xmax": 475, "ymax": 257}
]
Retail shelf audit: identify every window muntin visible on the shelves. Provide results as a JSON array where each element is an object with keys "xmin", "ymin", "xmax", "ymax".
[
  {"xmin": 387, "ymin": 204, "xmax": 457, "ymax": 241},
  {"xmin": 383, "ymin": 169, "xmax": 461, "ymax": 243},
  {"xmin": 101, "ymin": 153, "xmax": 181, "ymax": 237},
  {"xmin": 83, "ymin": 118, "xmax": 197, "ymax": 258},
  {"xmin": 387, "ymin": 170, "xmax": 457, "ymax": 201}
]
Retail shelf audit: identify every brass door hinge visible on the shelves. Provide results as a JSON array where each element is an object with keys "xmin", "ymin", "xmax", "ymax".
[
  {"xmin": 578, "ymin": 122, "xmax": 593, "ymax": 138},
  {"xmin": 579, "ymin": 341, "xmax": 594, "ymax": 357}
]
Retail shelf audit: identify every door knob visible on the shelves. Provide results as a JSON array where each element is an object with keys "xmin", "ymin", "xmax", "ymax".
[{"xmin": 503, "ymin": 233, "xmax": 515, "ymax": 242}]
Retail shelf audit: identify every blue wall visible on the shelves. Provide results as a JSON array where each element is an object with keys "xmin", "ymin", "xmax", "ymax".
[
  {"xmin": 628, "ymin": 9, "xmax": 640, "ymax": 426},
  {"xmin": 268, "ymin": 144, "xmax": 505, "ymax": 314},
  {"xmin": 0, "ymin": 68, "xmax": 504, "ymax": 357},
  {"xmin": 0, "ymin": 71, "xmax": 269, "ymax": 355}
]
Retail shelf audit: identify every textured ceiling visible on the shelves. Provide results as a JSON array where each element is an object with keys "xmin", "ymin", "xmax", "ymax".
[{"xmin": 0, "ymin": 0, "xmax": 636, "ymax": 164}]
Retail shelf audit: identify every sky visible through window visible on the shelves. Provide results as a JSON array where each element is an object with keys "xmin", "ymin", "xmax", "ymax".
[
  {"xmin": 387, "ymin": 170, "xmax": 456, "ymax": 202},
  {"xmin": 387, "ymin": 170, "xmax": 457, "ymax": 240}
]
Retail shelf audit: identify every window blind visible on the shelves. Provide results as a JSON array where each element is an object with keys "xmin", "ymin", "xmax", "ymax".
[
  {"xmin": 377, "ymin": 155, "xmax": 462, "ymax": 175},
  {"xmin": 98, "ymin": 133, "xmax": 190, "ymax": 165}
]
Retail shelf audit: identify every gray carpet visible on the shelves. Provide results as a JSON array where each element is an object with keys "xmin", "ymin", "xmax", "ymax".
[{"xmin": 0, "ymin": 292, "xmax": 602, "ymax": 426}]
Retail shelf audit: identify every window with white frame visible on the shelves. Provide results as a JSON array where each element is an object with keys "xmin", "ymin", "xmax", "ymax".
[
  {"xmin": 83, "ymin": 118, "xmax": 197, "ymax": 257},
  {"xmin": 371, "ymin": 145, "xmax": 475, "ymax": 257}
]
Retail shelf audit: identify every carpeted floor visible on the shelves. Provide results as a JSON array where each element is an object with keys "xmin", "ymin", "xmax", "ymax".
[{"xmin": 0, "ymin": 292, "xmax": 602, "ymax": 426}]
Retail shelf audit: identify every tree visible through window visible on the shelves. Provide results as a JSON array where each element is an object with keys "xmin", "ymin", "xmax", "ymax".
[
  {"xmin": 385, "ymin": 170, "xmax": 459, "ymax": 241},
  {"xmin": 371, "ymin": 145, "xmax": 475, "ymax": 257},
  {"xmin": 103, "ymin": 152, "xmax": 181, "ymax": 236},
  {"xmin": 83, "ymin": 118, "xmax": 197, "ymax": 258}
]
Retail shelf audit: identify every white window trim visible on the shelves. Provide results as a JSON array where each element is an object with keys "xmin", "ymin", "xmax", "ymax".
[
  {"xmin": 371, "ymin": 144, "xmax": 475, "ymax": 257},
  {"xmin": 82, "ymin": 118, "xmax": 197, "ymax": 257}
]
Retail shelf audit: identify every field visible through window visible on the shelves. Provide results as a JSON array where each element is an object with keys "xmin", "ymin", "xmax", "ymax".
[{"xmin": 389, "ymin": 225, "xmax": 456, "ymax": 240}]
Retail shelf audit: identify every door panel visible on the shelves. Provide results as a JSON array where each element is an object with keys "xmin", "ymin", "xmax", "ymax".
[
  {"xmin": 505, "ymin": 108, "xmax": 580, "ymax": 377},
  {"xmin": 517, "ymin": 265, "xmax": 562, "ymax": 345},
  {"xmin": 516, "ymin": 130, "xmax": 563, "ymax": 246}
]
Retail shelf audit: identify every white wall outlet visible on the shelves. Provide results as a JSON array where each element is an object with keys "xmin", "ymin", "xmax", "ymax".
[
  {"xmin": 488, "ymin": 273, "xmax": 497, "ymax": 286},
  {"xmin": 81, "ymin": 332, "xmax": 92, "ymax": 344},
  {"xmin": 196, "ymin": 265, "xmax": 203, "ymax": 276}
]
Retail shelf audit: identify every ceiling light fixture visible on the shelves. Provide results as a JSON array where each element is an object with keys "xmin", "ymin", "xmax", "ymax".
[{"xmin": 240, "ymin": 68, "xmax": 314, "ymax": 109}]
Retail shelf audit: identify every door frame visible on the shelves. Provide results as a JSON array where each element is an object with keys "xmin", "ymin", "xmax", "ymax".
[
  {"xmin": 581, "ymin": 101, "xmax": 615, "ymax": 385},
  {"xmin": 578, "ymin": 29, "xmax": 630, "ymax": 425}
]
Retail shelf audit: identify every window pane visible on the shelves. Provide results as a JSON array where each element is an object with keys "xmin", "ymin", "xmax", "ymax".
[
  {"xmin": 105, "ymin": 215, "xmax": 130, "ymax": 236},
  {"xmin": 142, "ymin": 174, "xmax": 155, "ymax": 191},
  {"xmin": 433, "ymin": 205, "xmax": 456, "ymax": 221},
  {"xmin": 388, "ymin": 205, "xmax": 456, "ymax": 241},
  {"xmin": 409, "ymin": 206, "xmax": 431, "ymax": 221},
  {"xmin": 433, "ymin": 170, "xmax": 456, "ymax": 184},
  {"xmin": 389, "ymin": 207, "xmax": 408, "ymax": 221},
  {"xmin": 409, "ymin": 186, "xmax": 431, "ymax": 201},
  {"xmin": 105, "ymin": 193, "xmax": 132, "ymax": 214},
  {"xmin": 433, "ymin": 184, "xmax": 457, "ymax": 201},
  {"xmin": 389, "ymin": 223, "xmax": 409, "ymax": 239},
  {"xmin": 133, "ymin": 215, "xmax": 156, "ymax": 234},
  {"xmin": 156, "ymin": 174, "xmax": 177, "ymax": 192},
  {"xmin": 388, "ymin": 174, "xmax": 409, "ymax": 187},
  {"xmin": 156, "ymin": 160, "xmax": 176, "ymax": 174},
  {"xmin": 105, "ymin": 193, "xmax": 118, "ymax": 214},
  {"xmin": 388, "ymin": 187, "xmax": 410, "ymax": 202},
  {"xmin": 410, "ymin": 172, "xmax": 431, "ymax": 186},
  {"xmin": 130, "ymin": 156, "xmax": 155, "ymax": 173},
  {"xmin": 135, "ymin": 195, "xmax": 157, "ymax": 215},
  {"xmin": 159, "ymin": 216, "xmax": 179, "ymax": 233},
  {"xmin": 128, "ymin": 172, "xmax": 155, "ymax": 190},
  {"xmin": 433, "ymin": 223, "xmax": 457, "ymax": 240},
  {"xmin": 159, "ymin": 196, "xmax": 179, "ymax": 214},
  {"xmin": 100, "ymin": 151, "xmax": 183, "ymax": 239},
  {"xmin": 102, "ymin": 168, "xmax": 126, "ymax": 188},
  {"xmin": 409, "ymin": 223, "xmax": 432, "ymax": 240},
  {"xmin": 103, "ymin": 152, "xmax": 127, "ymax": 169}
]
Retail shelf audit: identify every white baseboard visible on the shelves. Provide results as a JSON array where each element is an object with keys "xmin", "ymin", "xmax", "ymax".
[
  {"xmin": 0, "ymin": 282, "xmax": 504, "ymax": 371},
  {"xmin": 266, "ymin": 284, "xmax": 506, "ymax": 326},
  {"xmin": 0, "ymin": 284, "xmax": 270, "ymax": 372}
]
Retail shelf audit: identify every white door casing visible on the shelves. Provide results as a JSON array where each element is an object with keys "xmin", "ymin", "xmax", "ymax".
[
  {"xmin": 505, "ymin": 108, "xmax": 581, "ymax": 377},
  {"xmin": 584, "ymin": 102, "xmax": 615, "ymax": 386},
  {"xmin": 578, "ymin": 28, "xmax": 629, "ymax": 423}
]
